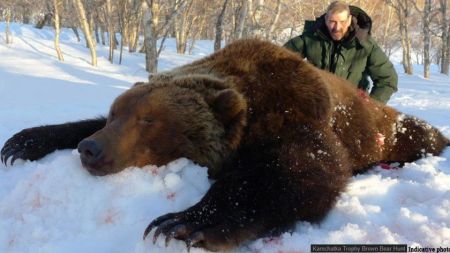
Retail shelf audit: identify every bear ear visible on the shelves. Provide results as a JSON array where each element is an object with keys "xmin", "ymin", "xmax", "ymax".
[{"xmin": 212, "ymin": 89, "xmax": 247, "ymax": 149}]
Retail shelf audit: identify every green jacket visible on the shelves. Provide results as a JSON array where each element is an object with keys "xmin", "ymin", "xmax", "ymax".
[{"xmin": 284, "ymin": 7, "xmax": 397, "ymax": 103}]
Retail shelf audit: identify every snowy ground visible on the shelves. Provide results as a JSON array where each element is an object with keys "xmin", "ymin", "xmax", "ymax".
[{"xmin": 0, "ymin": 23, "xmax": 449, "ymax": 253}]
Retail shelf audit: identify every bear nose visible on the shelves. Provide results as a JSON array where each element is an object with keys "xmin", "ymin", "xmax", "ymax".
[{"xmin": 78, "ymin": 139, "xmax": 103, "ymax": 165}]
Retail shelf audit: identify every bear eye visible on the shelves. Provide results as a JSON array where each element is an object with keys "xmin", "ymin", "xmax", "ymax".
[{"xmin": 140, "ymin": 117, "xmax": 154, "ymax": 125}]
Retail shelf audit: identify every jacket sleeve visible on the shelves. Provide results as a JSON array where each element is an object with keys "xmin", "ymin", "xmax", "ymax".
[
  {"xmin": 283, "ymin": 35, "xmax": 306, "ymax": 58},
  {"xmin": 366, "ymin": 42, "xmax": 398, "ymax": 104}
]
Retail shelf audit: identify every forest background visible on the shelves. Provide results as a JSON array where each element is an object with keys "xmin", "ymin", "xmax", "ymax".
[{"xmin": 1, "ymin": 0, "xmax": 449, "ymax": 78}]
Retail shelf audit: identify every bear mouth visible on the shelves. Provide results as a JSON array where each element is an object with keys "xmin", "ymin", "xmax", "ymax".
[{"xmin": 80, "ymin": 157, "xmax": 114, "ymax": 176}]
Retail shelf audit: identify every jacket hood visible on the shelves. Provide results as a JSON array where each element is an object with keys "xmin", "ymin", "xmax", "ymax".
[{"xmin": 304, "ymin": 5, "xmax": 372, "ymax": 43}]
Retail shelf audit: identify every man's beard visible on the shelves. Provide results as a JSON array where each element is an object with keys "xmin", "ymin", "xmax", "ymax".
[{"xmin": 331, "ymin": 29, "xmax": 344, "ymax": 40}]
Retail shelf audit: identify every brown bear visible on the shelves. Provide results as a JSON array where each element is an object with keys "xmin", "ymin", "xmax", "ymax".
[{"xmin": 1, "ymin": 39, "xmax": 449, "ymax": 252}]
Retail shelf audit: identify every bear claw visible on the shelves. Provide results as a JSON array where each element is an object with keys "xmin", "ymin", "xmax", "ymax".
[
  {"xmin": 165, "ymin": 224, "xmax": 189, "ymax": 246},
  {"xmin": 10, "ymin": 151, "xmax": 25, "ymax": 166},
  {"xmin": 152, "ymin": 218, "xmax": 181, "ymax": 244},
  {"xmin": 1, "ymin": 144, "xmax": 16, "ymax": 165},
  {"xmin": 1, "ymin": 143, "xmax": 25, "ymax": 166},
  {"xmin": 143, "ymin": 213, "xmax": 178, "ymax": 240},
  {"xmin": 1, "ymin": 133, "xmax": 36, "ymax": 166},
  {"xmin": 144, "ymin": 212, "xmax": 214, "ymax": 251},
  {"xmin": 186, "ymin": 231, "xmax": 205, "ymax": 249}
]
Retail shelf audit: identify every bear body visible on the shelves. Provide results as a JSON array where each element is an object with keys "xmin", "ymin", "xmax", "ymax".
[{"xmin": 1, "ymin": 39, "xmax": 449, "ymax": 251}]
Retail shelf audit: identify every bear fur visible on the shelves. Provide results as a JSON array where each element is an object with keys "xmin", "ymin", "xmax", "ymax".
[{"xmin": 1, "ymin": 39, "xmax": 449, "ymax": 251}]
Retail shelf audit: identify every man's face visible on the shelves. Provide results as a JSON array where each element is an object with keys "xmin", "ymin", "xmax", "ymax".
[{"xmin": 325, "ymin": 10, "xmax": 352, "ymax": 41}]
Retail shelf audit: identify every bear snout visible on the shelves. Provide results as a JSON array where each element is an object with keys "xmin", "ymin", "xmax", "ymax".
[{"xmin": 78, "ymin": 139, "xmax": 110, "ymax": 175}]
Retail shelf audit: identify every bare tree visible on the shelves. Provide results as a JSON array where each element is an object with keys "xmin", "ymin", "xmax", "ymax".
[
  {"xmin": 3, "ymin": 0, "xmax": 448, "ymax": 77},
  {"xmin": 73, "ymin": 0, "xmax": 97, "ymax": 66},
  {"xmin": 143, "ymin": 0, "xmax": 188, "ymax": 73},
  {"xmin": 388, "ymin": 0, "xmax": 413, "ymax": 74},
  {"xmin": 446, "ymin": 26, "xmax": 450, "ymax": 75},
  {"xmin": 233, "ymin": 0, "xmax": 249, "ymax": 40},
  {"xmin": 114, "ymin": 0, "xmax": 144, "ymax": 62},
  {"xmin": 247, "ymin": 0, "xmax": 266, "ymax": 37},
  {"xmin": 266, "ymin": 0, "xmax": 282, "ymax": 41},
  {"xmin": 35, "ymin": 1, "xmax": 54, "ymax": 29},
  {"xmin": 143, "ymin": 0, "xmax": 158, "ymax": 72},
  {"xmin": 439, "ymin": 0, "xmax": 449, "ymax": 75},
  {"xmin": 175, "ymin": 0, "xmax": 194, "ymax": 54},
  {"xmin": 4, "ymin": 8, "xmax": 12, "ymax": 44},
  {"xmin": 215, "ymin": 0, "xmax": 229, "ymax": 51},
  {"xmin": 53, "ymin": 0, "xmax": 64, "ymax": 61},
  {"xmin": 380, "ymin": 4, "xmax": 395, "ymax": 53},
  {"xmin": 185, "ymin": 1, "xmax": 208, "ymax": 54},
  {"xmin": 413, "ymin": 0, "xmax": 436, "ymax": 78},
  {"xmin": 106, "ymin": 0, "xmax": 115, "ymax": 63}
]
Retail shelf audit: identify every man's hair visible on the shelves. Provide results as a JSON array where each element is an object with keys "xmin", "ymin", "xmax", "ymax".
[{"xmin": 326, "ymin": 1, "xmax": 350, "ymax": 16}]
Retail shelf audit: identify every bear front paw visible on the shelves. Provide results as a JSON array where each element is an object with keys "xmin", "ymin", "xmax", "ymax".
[
  {"xmin": 1, "ymin": 128, "xmax": 52, "ymax": 165},
  {"xmin": 144, "ymin": 210, "xmax": 246, "ymax": 252}
]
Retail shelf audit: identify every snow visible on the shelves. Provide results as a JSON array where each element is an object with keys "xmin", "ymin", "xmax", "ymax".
[{"xmin": 1, "ymin": 23, "xmax": 450, "ymax": 253}]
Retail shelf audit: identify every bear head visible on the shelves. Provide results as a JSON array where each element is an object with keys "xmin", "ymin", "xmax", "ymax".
[{"xmin": 77, "ymin": 75, "xmax": 247, "ymax": 178}]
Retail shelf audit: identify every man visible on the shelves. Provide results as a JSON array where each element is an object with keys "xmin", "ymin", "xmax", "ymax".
[{"xmin": 284, "ymin": 1, "xmax": 398, "ymax": 104}]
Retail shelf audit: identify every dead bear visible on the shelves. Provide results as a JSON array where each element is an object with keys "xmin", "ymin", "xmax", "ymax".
[{"xmin": 1, "ymin": 39, "xmax": 449, "ymax": 251}]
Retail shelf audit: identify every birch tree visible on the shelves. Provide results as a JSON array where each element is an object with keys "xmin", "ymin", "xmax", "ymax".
[
  {"xmin": 175, "ymin": 0, "xmax": 194, "ymax": 54},
  {"xmin": 388, "ymin": 0, "xmax": 413, "ymax": 74},
  {"xmin": 266, "ymin": 0, "xmax": 282, "ymax": 41},
  {"xmin": 233, "ymin": 0, "xmax": 249, "ymax": 40},
  {"xmin": 53, "ymin": 0, "xmax": 64, "ymax": 61},
  {"xmin": 143, "ymin": 0, "xmax": 158, "ymax": 72},
  {"xmin": 413, "ymin": 0, "xmax": 436, "ymax": 78},
  {"xmin": 439, "ymin": 0, "xmax": 449, "ymax": 75},
  {"xmin": 143, "ymin": 0, "xmax": 188, "ymax": 73},
  {"xmin": 73, "ymin": 0, "xmax": 97, "ymax": 66},
  {"xmin": 106, "ymin": 0, "xmax": 114, "ymax": 63},
  {"xmin": 126, "ymin": 0, "xmax": 144, "ymax": 53},
  {"xmin": 4, "ymin": 8, "xmax": 12, "ymax": 44},
  {"xmin": 214, "ymin": 0, "xmax": 229, "ymax": 51},
  {"xmin": 251, "ymin": 0, "xmax": 264, "ymax": 36}
]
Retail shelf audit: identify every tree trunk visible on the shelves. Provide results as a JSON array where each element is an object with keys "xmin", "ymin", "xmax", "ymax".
[
  {"xmin": 234, "ymin": 0, "xmax": 249, "ymax": 40},
  {"xmin": 127, "ymin": 0, "xmax": 144, "ymax": 53},
  {"xmin": 444, "ymin": 26, "xmax": 450, "ymax": 75},
  {"xmin": 381, "ymin": 5, "xmax": 393, "ymax": 53},
  {"xmin": 391, "ymin": 0, "xmax": 413, "ymax": 75},
  {"xmin": 100, "ymin": 26, "xmax": 106, "ymax": 45},
  {"xmin": 5, "ymin": 8, "xmax": 12, "ymax": 44},
  {"xmin": 188, "ymin": 15, "xmax": 206, "ymax": 55},
  {"xmin": 175, "ymin": 0, "xmax": 194, "ymax": 54},
  {"xmin": 72, "ymin": 27, "xmax": 81, "ymax": 42},
  {"xmin": 106, "ymin": 0, "xmax": 115, "ymax": 63},
  {"xmin": 118, "ymin": 2, "xmax": 126, "ymax": 65},
  {"xmin": 214, "ymin": 0, "xmax": 229, "ymax": 51},
  {"xmin": 94, "ymin": 25, "xmax": 100, "ymax": 44},
  {"xmin": 87, "ymin": 12, "xmax": 96, "ymax": 48},
  {"xmin": 129, "ymin": 24, "xmax": 140, "ymax": 53},
  {"xmin": 175, "ymin": 1, "xmax": 187, "ymax": 53},
  {"xmin": 403, "ymin": 8, "xmax": 413, "ymax": 74},
  {"xmin": 143, "ymin": 1, "xmax": 159, "ymax": 73},
  {"xmin": 142, "ymin": 0, "xmax": 192, "ymax": 72},
  {"xmin": 73, "ymin": 0, "xmax": 97, "ymax": 66},
  {"xmin": 53, "ymin": 0, "xmax": 64, "ymax": 61},
  {"xmin": 422, "ymin": 0, "xmax": 431, "ymax": 78},
  {"xmin": 250, "ymin": 0, "xmax": 264, "ymax": 37},
  {"xmin": 36, "ymin": 13, "xmax": 53, "ymax": 29},
  {"xmin": 266, "ymin": 0, "xmax": 281, "ymax": 41},
  {"xmin": 440, "ymin": 0, "xmax": 449, "ymax": 75},
  {"xmin": 119, "ymin": 34, "xmax": 124, "ymax": 64}
]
